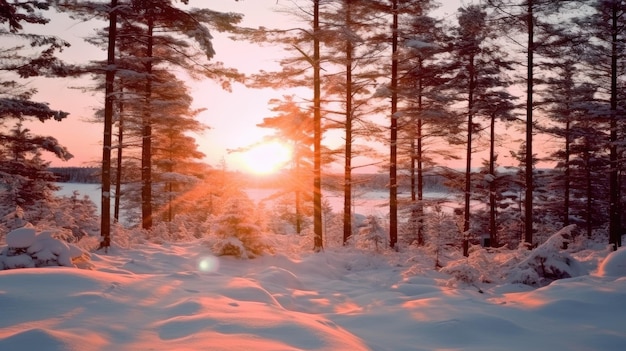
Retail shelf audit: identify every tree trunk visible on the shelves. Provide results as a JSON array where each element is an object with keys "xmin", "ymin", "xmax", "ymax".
[
  {"xmin": 564, "ymin": 120, "xmax": 570, "ymax": 227},
  {"xmin": 141, "ymin": 13, "xmax": 154, "ymax": 231},
  {"xmin": 100, "ymin": 0, "xmax": 117, "ymax": 251},
  {"xmin": 295, "ymin": 156, "xmax": 302, "ymax": 234},
  {"xmin": 489, "ymin": 112, "xmax": 497, "ymax": 247},
  {"xmin": 524, "ymin": 0, "xmax": 534, "ymax": 246},
  {"xmin": 412, "ymin": 67, "xmax": 425, "ymax": 246},
  {"xmin": 410, "ymin": 136, "xmax": 416, "ymax": 202},
  {"xmin": 585, "ymin": 147, "xmax": 592, "ymax": 238},
  {"xmin": 313, "ymin": 0, "xmax": 323, "ymax": 252},
  {"xmin": 463, "ymin": 55, "xmax": 475, "ymax": 257},
  {"xmin": 343, "ymin": 0, "xmax": 354, "ymax": 245},
  {"xmin": 389, "ymin": 0, "xmax": 398, "ymax": 249},
  {"xmin": 417, "ymin": 117, "xmax": 424, "ymax": 245},
  {"xmin": 609, "ymin": 2, "xmax": 622, "ymax": 250},
  {"xmin": 114, "ymin": 86, "xmax": 124, "ymax": 223}
]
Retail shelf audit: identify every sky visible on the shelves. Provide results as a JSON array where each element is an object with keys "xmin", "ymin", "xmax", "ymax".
[
  {"xmin": 24, "ymin": 0, "xmax": 295, "ymax": 170},
  {"xmin": 18, "ymin": 0, "xmax": 500, "ymax": 173},
  {"xmin": 1, "ymin": 202, "xmax": 625, "ymax": 350}
]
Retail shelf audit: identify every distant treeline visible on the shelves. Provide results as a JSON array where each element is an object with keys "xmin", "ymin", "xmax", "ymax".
[
  {"xmin": 240, "ymin": 170, "xmax": 451, "ymax": 193},
  {"xmin": 48, "ymin": 166, "xmax": 452, "ymax": 191},
  {"xmin": 49, "ymin": 167, "xmax": 100, "ymax": 184},
  {"xmin": 327, "ymin": 172, "xmax": 451, "ymax": 193}
]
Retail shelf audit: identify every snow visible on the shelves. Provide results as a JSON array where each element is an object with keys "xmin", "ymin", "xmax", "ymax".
[
  {"xmin": 1, "ymin": 228, "xmax": 88, "ymax": 269},
  {"xmin": 1, "ymin": 232, "xmax": 626, "ymax": 350},
  {"xmin": 5, "ymin": 227, "xmax": 36, "ymax": 248},
  {"xmin": 2, "ymin": 184, "xmax": 623, "ymax": 350},
  {"xmin": 597, "ymin": 247, "xmax": 626, "ymax": 277}
]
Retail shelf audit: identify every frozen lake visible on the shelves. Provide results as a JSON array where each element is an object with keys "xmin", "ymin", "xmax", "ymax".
[
  {"xmin": 56, "ymin": 183, "xmax": 454, "ymax": 218},
  {"xmin": 55, "ymin": 182, "xmax": 102, "ymax": 211}
]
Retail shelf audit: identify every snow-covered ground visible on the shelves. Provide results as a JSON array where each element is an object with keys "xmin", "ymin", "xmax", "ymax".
[
  {"xmin": 1, "ymin": 230, "xmax": 626, "ymax": 350},
  {"xmin": 6, "ymin": 183, "xmax": 616, "ymax": 350}
]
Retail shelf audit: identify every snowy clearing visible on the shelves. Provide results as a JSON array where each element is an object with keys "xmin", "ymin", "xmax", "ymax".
[{"xmin": 1, "ymin": 234, "xmax": 625, "ymax": 351}]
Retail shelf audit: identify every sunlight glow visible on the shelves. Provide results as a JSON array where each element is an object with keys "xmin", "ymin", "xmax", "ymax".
[{"xmin": 241, "ymin": 142, "xmax": 292, "ymax": 175}]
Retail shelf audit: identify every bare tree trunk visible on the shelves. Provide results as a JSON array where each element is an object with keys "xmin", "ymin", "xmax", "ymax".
[
  {"xmin": 489, "ymin": 112, "xmax": 497, "ymax": 247},
  {"xmin": 100, "ymin": 0, "xmax": 117, "ymax": 251},
  {"xmin": 412, "ymin": 72, "xmax": 425, "ymax": 246},
  {"xmin": 313, "ymin": 0, "xmax": 323, "ymax": 251},
  {"xmin": 389, "ymin": 0, "xmax": 398, "ymax": 249},
  {"xmin": 564, "ymin": 120, "xmax": 570, "ymax": 227},
  {"xmin": 168, "ymin": 181, "xmax": 173, "ymax": 222},
  {"xmin": 524, "ymin": 0, "xmax": 534, "ymax": 246},
  {"xmin": 295, "ymin": 156, "xmax": 302, "ymax": 234},
  {"xmin": 417, "ymin": 117, "xmax": 424, "ymax": 245},
  {"xmin": 585, "ymin": 148, "xmax": 592, "ymax": 238},
  {"xmin": 114, "ymin": 86, "xmax": 123, "ymax": 223},
  {"xmin": 463, "ymin": 56, "xmax": 475, "ymax": 257},
  {"xmin": 343, "ymin": 0, "xmax": 353, "ymax": 245},
  {"xmin": 609, "ymin": 2, "xmax": 622, "ymax": 250},
  {"xmin": 141, "ymin": 13, "xmax": 154, "ymax": 231}
]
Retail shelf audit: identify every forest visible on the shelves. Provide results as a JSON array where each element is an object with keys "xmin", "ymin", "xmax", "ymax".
[{"xmin": 0, "ymin": 0, "xmax": 625, "ymax": 258}]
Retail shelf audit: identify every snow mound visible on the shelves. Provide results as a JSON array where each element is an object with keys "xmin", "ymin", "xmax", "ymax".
[
  {"xmin": 1, "ymin": 228, "xmax": 90, "ymax": 270},
  {"xmin": 597, "ymin": 248, "xmax": 626, "ymax": 277},
  {"xmin": 0, "ymin": 328, "xmax": 106, "ymax": 351},
  {"xmin": 508, "ymin": 225, "xmax": 586, "ymax": 286}
]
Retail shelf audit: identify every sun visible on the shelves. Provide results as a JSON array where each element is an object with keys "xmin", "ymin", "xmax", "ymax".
[{"xmin": 241, "ymin": 141, "xmax": 292, "ymax": 175}]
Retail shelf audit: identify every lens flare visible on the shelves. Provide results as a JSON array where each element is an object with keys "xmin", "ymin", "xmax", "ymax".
[{"xmin": 198, "ymin": 256, "xmax": 219, "ymax": 273}]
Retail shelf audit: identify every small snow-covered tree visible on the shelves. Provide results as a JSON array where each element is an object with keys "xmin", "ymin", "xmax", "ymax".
[
  {"xmin": 50, "ymin": 191, "xmax": 100, "ymax": 242},
  {"xmin": 507, "ymin": 225, "xmax": 587, "ymax": 286},
  {"xmin": 0, "ymin": 227, "xmax": 91, "ymax": 270},
  {"xmin": 212, "ymin": 194, "xmax": 272, "ymax": 259},
  {"xmin": 357, "ymin": 215, "xmax": 387, "ymax": 251},
  {"xmin": 424, "ymin": 203, "xmax": 460, "ymax": 268}
]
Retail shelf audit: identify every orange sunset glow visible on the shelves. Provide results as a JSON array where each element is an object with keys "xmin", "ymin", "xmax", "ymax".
[{"xmin": 241, "ymin": 141, "xmax": 293, "ymax": 175}]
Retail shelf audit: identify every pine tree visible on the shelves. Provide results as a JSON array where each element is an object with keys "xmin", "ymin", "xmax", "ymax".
[
  {"xmin": 101, "ymin": 0, "xmax": 118, "ymax": 250},
  {"xmin": 569, "ymin": 103, "xmax": 608, "ymax": 238},
  {"xmin": 0, "ymin": 122, "xmax": 71, "ymax": 210},
  {"xmin": 486, "ymin": 0, "xmax": 579, "ymax": 246},
  {"xmin": 576, "ymin": 0, "xmax": 626, "ymax": 250},
  {"xmin": 319, "ymin": 0, "xmax": 382, "ymax": 245},
  {"xmin": 256, "ymin": 95, "xmax": 314, "ymax": 235},
  {"xmin": 364, "ymin": 0, "xmax": 443, "ymax": 249},
  {"xmin": 150, "ymin": 72, "xmax": 206, "ymax": 224},
  {"xmin": 0, "ymin": 2, "xmax": 74, "ymax": 228},
  {"xmin": 396, "ymin": 6, "xmax": 451, "ymax": 248},
  {"xmin": 447, "ymin": 4, "xmax": 516, "ymax": 254},
  {"xmin": 538, "ymin": 45, "xmax": 588, "ymax": 230},
  {"xmin": 212, "ymin": 193, "xmax": 272, "ymax": 259}
]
